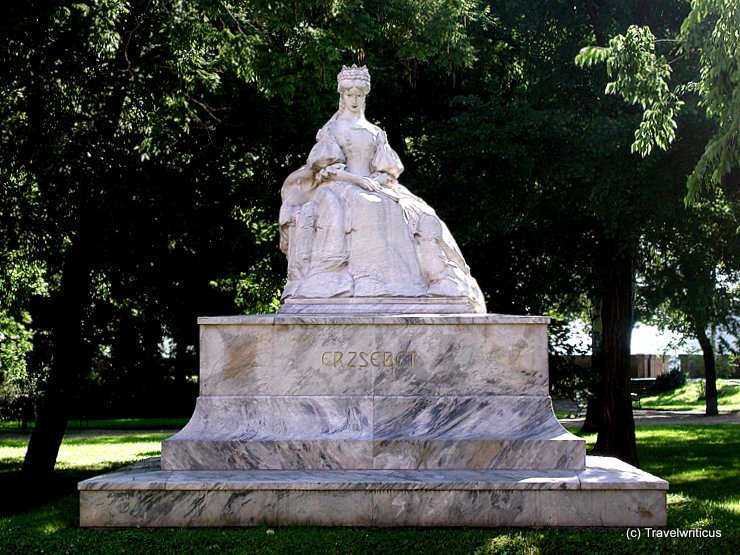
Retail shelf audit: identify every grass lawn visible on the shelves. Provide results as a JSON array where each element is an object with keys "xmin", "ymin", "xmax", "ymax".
[
  {"xmin": 0, "ymin": 425, "xmax": 738, "ymax": 554},
  {"xmin": 0, "ymin": 417, "xmax": 189, "ymax": 433},
  {"xmin": 640, "ymin": 379, "xmax": 740, "ymax": 412}
]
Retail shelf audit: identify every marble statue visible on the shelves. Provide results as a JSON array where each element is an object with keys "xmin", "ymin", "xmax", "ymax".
[
  {"xmin": 279, "ymin": 65, "xmax": 486, "ymax": 313},
  {"xmin": 79, "ymin": 68, "xmax": 667, "ymax": 527}
]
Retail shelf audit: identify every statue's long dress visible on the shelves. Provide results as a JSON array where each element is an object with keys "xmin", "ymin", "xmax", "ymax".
[{"xmin": 280, "ymin": 119, "xmax": 485, "ymax": 311}]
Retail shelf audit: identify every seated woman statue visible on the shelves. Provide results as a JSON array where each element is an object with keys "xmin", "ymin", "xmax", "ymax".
[{"xmin": 279, "ymin": 65, "xmax": 486, "ymax": 313}]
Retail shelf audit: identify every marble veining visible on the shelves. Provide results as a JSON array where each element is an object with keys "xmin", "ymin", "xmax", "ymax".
[
  {"xmin": 79, "ymin": 456, "xmax": 668, "ymax": 527},
  {"xmin": 163, "ymin": 314, "xmax": 583, "ymax": 473},
  {"xmin": 81, "ymin": 456, "xmax": 667, "ymax": 492},
  {"xmin": 372, "ymin": 396, "xmax": 568, "ymax": 439},
  {"xmin": 161, "ymin": 394, "xmax": 585, "ymax": 471},
  {"xmin": 197, "ymin": 316, "xmax": 550, "ymax": 397},
  {"xmin": 78, "ymin": 65, "xmax": 667, "ymax": 528},
  {"xmin": 79, "ymin": 312, "xmax": 667, "ymax": 527},
  {"xmin": 278, "ymin": 297, "xmax": 481, "ymax": 314}
]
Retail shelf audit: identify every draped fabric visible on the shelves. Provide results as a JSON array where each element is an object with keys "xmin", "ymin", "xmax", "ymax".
[{"xmin": 280, "ymin": 118, "xmax": 485, "ymax": 312}]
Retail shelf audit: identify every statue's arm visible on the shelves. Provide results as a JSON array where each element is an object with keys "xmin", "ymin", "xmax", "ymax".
[
  {"xmin": 307, "ymin": 124, "xmax": 346, "ymax": 176},
  {"xmin": 318, "ymin": 166, "xmax": 383, "ymax": 194},
  {"xmin": 370, "ymin": 129, "xmax": 404, "ymax": 182}
]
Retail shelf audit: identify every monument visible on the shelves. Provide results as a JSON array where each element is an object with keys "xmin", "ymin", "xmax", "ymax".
[{"xmin": 79, "ymin": 66, "xmax": 667, "ymax": 527}]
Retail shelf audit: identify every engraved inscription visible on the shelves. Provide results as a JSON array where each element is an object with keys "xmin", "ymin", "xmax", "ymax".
[{"xmin": 321, "ymin": 351, "xmax": 416, "ymax": 368}]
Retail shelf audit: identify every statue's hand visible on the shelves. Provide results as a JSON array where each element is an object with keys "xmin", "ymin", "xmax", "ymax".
[
  {"xmin": 370, "ymin": 172, "xmax": 391, "ymax": 186},
  {"xmin": 359, "ymin": 177, "xmax": 383, "ymax": 193},
  {"xmin": 317, "ymin": 163, "xmax": 345, "ymax": 182}
]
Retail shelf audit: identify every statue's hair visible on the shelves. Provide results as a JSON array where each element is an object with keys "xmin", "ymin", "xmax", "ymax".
[{"xmin": 337, "ymin": 64, "xmax": 371, "ymax": 93}]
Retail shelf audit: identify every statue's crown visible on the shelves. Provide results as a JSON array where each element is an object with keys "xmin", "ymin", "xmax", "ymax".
[{"xmin": 337, "ymin": 64, "xmax": 371, "ymax": 89}]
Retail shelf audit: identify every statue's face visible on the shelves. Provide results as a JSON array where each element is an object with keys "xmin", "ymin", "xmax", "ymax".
[{"xmin": 341, "ymin": 87, "xmax": 366, "ymax": 114}]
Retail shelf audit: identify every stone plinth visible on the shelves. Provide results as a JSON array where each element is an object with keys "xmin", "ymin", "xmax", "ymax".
[
  {"xmin": 160, "ymin": 314, "xmax": 585, "ymax": 472},
  {"xmin": 278, "ymin": 297, "xmax": 480, "ymax": 314},
  {"xmin": 79, "ymin": 456, "xmax": 667, "ymax": 527},
  {"xmin": 79, "ymin": 313, "xmax": 668, "ymax": 528}
]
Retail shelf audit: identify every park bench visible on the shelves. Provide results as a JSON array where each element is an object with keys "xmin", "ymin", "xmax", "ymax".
[{"xmin": 630, "ymin": 378, "xmax": 657, "ymax": 410}]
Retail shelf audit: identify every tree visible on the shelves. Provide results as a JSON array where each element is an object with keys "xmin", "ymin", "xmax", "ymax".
[
  {"xmin": 575, "ymin": 0, "xmax": 740, "ymax": 418},
  {"xmin": 639, "ymin": 194, "xmax": 739, "ymax": 415},
  {"xmin": 575, "ymin": 0, "xmax": 739, "ymax": 204},
  {"xmin": 1, "ymin": 0, "xmax": 293, "ymax": 484},
  {"xmin": 400, "ymin": 0, "xmax": 720, "ymax": 465},
  {"xmin": 0, "ymin": 0, "xmax": 482, "ymax": 489}
]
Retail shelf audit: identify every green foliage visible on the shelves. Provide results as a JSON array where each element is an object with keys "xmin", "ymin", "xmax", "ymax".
[
  {"xmin": 0, "ymin": 0, "xmax": 734, "ymax": 475},
  {"xmin": 717, "ymin": 353, "xmax": 739, "ymax": 378},
  {"xmin": 575, "ymin": 0, "xmax": 740, "ymax": 203},
  {"xmin": 0, "ymin": 314, "xmax": 33, "ymax": 386},
  {"xmin": 654, "ymin": 368, "xmax": 688, "ymax": 392},
  {"xmin": 577, "ymin": 26, "xmax": 683, "ymax": 156},
  {"xmin": 638, "ymin": 191, "xmax": 739, "ymax": 355},
  {"xmin": 376, "ymin": 0, "xmax": 481, "ymax": 67},
  {"xmin": 0, "ymin": 174, "xmax": 50, "ymax": 412},
  {"xmin": 0, "ymin": 0, "xmax": 489, "ymax": 456},
  {"xmin": 548, "ymin": 321, "xmax": 594, "ymax": 402},
  {"xmin": 0, "ymin": 256, "xmax": 46, "ymax": 424},
  {"xmin": 680, "ymin": 0, "xmax": 740, "ymax": 202}
]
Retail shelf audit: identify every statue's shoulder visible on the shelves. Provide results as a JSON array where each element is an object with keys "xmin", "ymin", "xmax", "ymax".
[
  {"xmin": 316, "ymin": 120, "xmax": 339, "ymax": 142},
  {"xmin": 368, "ymin": 122, "xmax": 387, "ymax": 143}
]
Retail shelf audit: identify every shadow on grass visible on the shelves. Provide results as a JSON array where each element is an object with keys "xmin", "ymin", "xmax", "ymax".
[
  {"xmin": 638, "ymin": 425, "xmax": 740, "ymax": 503},
  {"xmin": 1, "ymin": 507, "xmax": 736, "ymax": 555},
  {"xmin": 0, "ymin": 432, "xmax": 168, "ymax": 517},
  {"xmin": 0, "ymin": 466, "xmax": 109, "ymax": 518},
  {"xmin": 0, "ymin": 417, "xmax": 188, "ymax": 435},
  {"xmin": 0, "ymin": 425, "xmax": 738, "ymax": 554}
]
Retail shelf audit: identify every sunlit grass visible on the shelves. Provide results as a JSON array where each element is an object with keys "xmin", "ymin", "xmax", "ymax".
[
  {"xmin": 0, "ymin": 424, "xmax": 737, "ymax": 554},
  {"xmin": 56, "ymin": 434, "xmax": 168, "ymax": 470},
  {"xmin": 640, "ymin": 379, "xmax": 740, "ymax": 411},
  {"xmin": 0, "ymin": 433, "xmax": 170, "ymax": 473}
]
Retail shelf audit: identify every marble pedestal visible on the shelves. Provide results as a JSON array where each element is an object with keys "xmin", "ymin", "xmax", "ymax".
[{"xmin": 79, "ymin": 313, "xmax": 668, "ymax": 527}]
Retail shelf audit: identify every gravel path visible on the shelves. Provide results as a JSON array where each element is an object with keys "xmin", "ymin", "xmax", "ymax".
[
  {"xmin": 3, "ymin": 410, "xmax": 737, "ymax": 439},
  {"xmin": 560, "ymin": 409, "xmax": 740, "ymax": 428},
  {"xmin": 70, "ymin": 409, "xmax": 735, "ymax": 435}
]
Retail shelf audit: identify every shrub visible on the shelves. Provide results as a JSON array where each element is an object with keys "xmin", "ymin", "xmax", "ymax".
[{"xmin": 654, "ymin": 368, "xmax": 687, "ymax": 392}]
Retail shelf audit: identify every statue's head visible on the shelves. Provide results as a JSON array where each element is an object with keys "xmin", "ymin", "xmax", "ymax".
[
  {"xmin": 337, "ymin": 64, "xmax": 371, "ymax": 93},
  {"xmin": 337, "ymin": 65, "xmax": 370, "ymax": 116}
]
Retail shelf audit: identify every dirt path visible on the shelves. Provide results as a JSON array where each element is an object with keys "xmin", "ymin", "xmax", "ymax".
[
  {"xmin": 62, "ymin": 411, "xmax": 740, "ymax": 437},
  {"xmin": 560, "ymin": 409, "xmax": 740, "ymax": 428},
  {"xmin": 3, "ymin": 410, "xmax": 737, "ymax": 439}
]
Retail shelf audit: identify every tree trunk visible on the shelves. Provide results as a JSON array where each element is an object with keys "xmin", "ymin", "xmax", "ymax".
[
  {"xmin": 580, "ymin": 397, "xmax": 601, "ymax": 433},
  {"xmin": 21, "ymin": 6, "xmax": 138, "ymax": 486},
  {"xmin": 581, "ymin": 302, "xmax": 603, "ymax": 433},
  {"xmin": 21, "ymin": 238, "xmax": 91, "ymax": 484},
  {"xmin": 695, "ymin": 326, "xmax": 719, "ymax": 416},
  {"xmin": 592, "ymin": 246, "xmax": 639, "ymax": 467}
]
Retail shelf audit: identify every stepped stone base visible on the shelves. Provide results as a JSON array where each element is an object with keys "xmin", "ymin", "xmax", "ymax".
[
  {"xmin": 161, "ymin": 314, "xmax": 585, "ymax": 473},
  {"xmin": 161, "ymin": 395, "xmax": 584, "ymax": 471},
  {"xmin": 79, "ymin": 312, "xmax": 667, "ymax": 528},
  {"xmin": 79, "ymin": 456, "xmax": 667, "ymax": 527}
]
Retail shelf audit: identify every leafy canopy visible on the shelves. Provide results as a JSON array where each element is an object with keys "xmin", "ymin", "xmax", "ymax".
[{"xmin": 575, "ymin": 0, "xmax": 739, "ymax": 203}]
